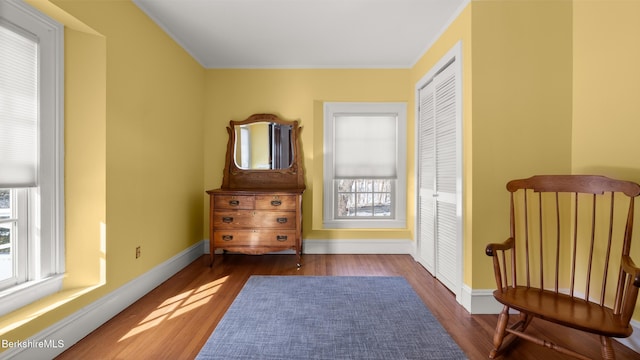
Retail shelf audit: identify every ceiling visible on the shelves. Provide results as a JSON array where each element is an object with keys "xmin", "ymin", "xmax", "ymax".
[{"xmin": 133, "ymin": 0, "xmax": 468, "ymax": 69}]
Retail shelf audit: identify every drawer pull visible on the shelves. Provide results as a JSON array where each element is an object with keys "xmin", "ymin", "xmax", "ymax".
[
  {"xmin": 271, "ymin": 200, "xmax": 282, "ymax": 206},
  {"xmin": 277, "ymin": 217, "xmax": 288, "ymax": 224},
  {"xmin": 276, "ymin": 235, "xmax": 288, "ymax": 242},
  {"xmin": 222, "ymin": 235, "xmax": 234, "ymax": 241},
  {"xmin": 222, "ymin": 217, "xmax": 234, "ymax": 223},
  {"xmin": 229, "ymin": 200, "xmax": 240, "ymax": 206}
]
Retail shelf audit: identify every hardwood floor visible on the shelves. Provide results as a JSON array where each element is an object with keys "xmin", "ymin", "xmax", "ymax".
[{"xmin": 56, "ymin": 254, "xmax": 640, "ymax": 359}]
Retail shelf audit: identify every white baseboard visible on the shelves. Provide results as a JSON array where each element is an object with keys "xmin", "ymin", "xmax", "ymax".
[
  {"xmin": 464, "ymin": 286, "xmax": 640, "ymax": 354},
  {"xmin": 615, "ymin": 319, "xmax": 640, "ymax": 354},
  {"xmin": 10, "ymin": 239, "xmax": 637, "ymax": 357},
  {"xmin": 302, "ymin": 238, "xmax": 415, "ymax": 255},
  {"xmin": 460, "ymin": 285, "xmax": 503, "ymax": 314},
  {"xmin": 205, "ymin": 238, "xmax": 416, "ymax": 256},
  {"xmin": 2, "ymin": 240, "xmax": 205, "ymax": 360}
]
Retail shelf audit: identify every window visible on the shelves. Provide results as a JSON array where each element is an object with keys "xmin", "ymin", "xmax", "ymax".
[
  {"xmin": 0, "ymin": 189, "xmax": 28, "ymax": 288},
  {"xmin": 323, "ymin": 102, "xmax": 407, "ymax": 229},
  {"xmin": 0, "ymin": 0, "xmax": 64, "ymax": 315}
]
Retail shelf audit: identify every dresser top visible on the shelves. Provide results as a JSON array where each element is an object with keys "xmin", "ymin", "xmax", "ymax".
[{"xmin": 206, "ymin": 188, "xmax": 305, "ymax": 195}]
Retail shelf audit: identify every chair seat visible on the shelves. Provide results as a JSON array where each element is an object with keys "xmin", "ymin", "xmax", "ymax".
[{"xmin": 494, "ymin": 286, "xmax": 632, "ymax": 338}]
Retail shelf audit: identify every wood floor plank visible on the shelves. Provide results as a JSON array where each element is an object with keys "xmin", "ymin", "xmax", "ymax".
[{"xmin": 55, "ymin": 254, "xmax": 640, "ymax": 359}]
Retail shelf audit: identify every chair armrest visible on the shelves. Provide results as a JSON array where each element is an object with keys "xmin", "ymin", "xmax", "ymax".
[
  {"xmin": 619, "ymin": 255, "xmax": 640, "ymax": 323},
  {"xmin": 486, "ymin": 237, "xmax": 515, "ymax": 290},
  {"xmin": 485, "ymin": 237, "xmax": 514, "ymax": 257},
  {"xmin": 621, "ymin": 255, "xmax": 640, "ymax": 287}
]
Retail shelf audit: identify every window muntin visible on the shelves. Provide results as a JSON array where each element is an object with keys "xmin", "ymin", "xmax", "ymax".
[
  {"xmin": 0, "ymin": 189, "xmax": 14, "ymax": 284},
  {"xmin": 336, "ymin": 179, "xmax": 393, "ymax": 218},
  {"xmin": 0, "ymin": 189, "xmax": 28, "ymax": 290}
]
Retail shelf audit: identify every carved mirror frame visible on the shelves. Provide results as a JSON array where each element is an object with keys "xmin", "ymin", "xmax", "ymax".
[{"xmin": 221, "ymin": 114, "xmax": 305, "ymax": 190}]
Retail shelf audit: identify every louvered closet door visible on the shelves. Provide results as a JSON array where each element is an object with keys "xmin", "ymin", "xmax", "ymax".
[
  {"xmin": 418, "ymin": 60, "xmax": 459, "ymax": 295},
  {"xmin": 418, "ymin": 80, "xmax": 436, "ymax": 273}
]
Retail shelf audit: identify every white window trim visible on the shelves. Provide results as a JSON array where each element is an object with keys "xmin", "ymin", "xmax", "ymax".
[
  {"xmin": 0, "ymin": 0, "xmax": 65, "ymax": 316},
  {"xmin": 323, "ymin": 102, "xmax": 407, "ymax": 229}
]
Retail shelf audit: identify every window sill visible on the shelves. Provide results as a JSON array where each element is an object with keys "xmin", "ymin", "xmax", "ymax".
[
  {"xmin": 323, "ymin": 219, "xmax": 407, "ymax": 229},
  {"xmin": 0, "ymin": 274, "xmax": 64, "ymax": 317}
]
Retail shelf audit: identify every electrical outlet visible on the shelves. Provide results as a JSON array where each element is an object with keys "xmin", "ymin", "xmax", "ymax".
[{"xmin": 135, "ymin": 246, "xmax": 141, "ymax": 259}]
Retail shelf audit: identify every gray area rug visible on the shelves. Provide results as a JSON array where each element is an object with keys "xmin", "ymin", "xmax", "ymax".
[{"xmin": 196, "ymin": 276, "xmax": 467, "ymax": 360}]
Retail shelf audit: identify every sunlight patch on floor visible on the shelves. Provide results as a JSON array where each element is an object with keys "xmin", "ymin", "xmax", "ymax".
[{"xmin": 118, "ymin": 275, "xmax": 229, "ymax": 342}]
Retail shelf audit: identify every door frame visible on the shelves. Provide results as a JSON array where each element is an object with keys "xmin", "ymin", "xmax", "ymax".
[{"xmin": 413, "ymin": 41, "xmax": 463, "ymax": 304}]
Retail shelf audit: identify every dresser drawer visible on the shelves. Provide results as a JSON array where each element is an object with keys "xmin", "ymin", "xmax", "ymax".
[
  {"xmin": 213, "ymin": 230, "xmax": 296, "ymax": 247},
  {"xmin": 213, "ymin": 210, "xmax": 296, "ymax": 229},
  {"xmin": 214, "ymin": 195, "xmax": 255, "ymax": 210},
  {"xmin": 255, "ymin": 195, "xmax": 297, "ymax": 210},
  {"xmin": 207, "ymin": 188, "xmax": 303, "ymax": 267}
]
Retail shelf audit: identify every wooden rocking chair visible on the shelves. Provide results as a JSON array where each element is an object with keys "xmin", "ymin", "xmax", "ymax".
[{"xmin": 486, "ymin": 175, "xmax": 640, "ymax": 359}]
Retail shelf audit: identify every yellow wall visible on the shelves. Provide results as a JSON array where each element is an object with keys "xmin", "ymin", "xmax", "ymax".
[
  {"xmin": 6, "ymin": 0, "xmax": 640, "ymax": 347},
  {"xmin": 204, "ymin": 69, "xmax": 413, "ymax": 241},
  {"xmin": 572, "ymin": 1, "xmax": 640, "ymax": 179},
  {"xmin": 468, "ymin": 0, "xmax": 574, "ymax": 289},
  {"xmin": 0, "ymin": 0, "xmax": 205, "ymax": 346},
  {"xmin": 62, "ymin": 0, "xmax": 205, "ymax": 285},
  {"xmin": 458, "ymin": 0, "xmax": 640, "ymax": 317},
  {"xmin": 249, "ymin": 123, "xmax": 270, "ymax": 169},
  {"xmin": 572, "ymin": 0, "xmax": 640, "ymax": 317},
  {"xmin": 410, "ymin": 1, "xmax": 573, "ymax": 289}
]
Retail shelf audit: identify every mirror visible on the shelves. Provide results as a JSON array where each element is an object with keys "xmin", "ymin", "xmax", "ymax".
[
  {"xmin": 234, "ymin": 122, "xmax": 293, "ymax": 170},
  {"xmin": 221, "ymin": 114, "xmax": 305, "ymax": 190}
]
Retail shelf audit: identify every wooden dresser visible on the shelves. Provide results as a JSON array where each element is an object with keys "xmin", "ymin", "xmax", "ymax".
[
  {"xmin": 207, "ymin": 189, "xmax": 303, "ymax": 266},
  {"xmin": 207, "ymin": 114, "xmax": 305, "ymax": 268}
]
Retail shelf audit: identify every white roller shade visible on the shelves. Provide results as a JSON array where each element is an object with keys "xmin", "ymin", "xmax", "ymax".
[
  {"xmin": 334, "ymin": 114, "xmax": 397, "ymax": 179},
  {"xmin": 0, "ymin": 23, "xmax": 38, "ymax": 188}
]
